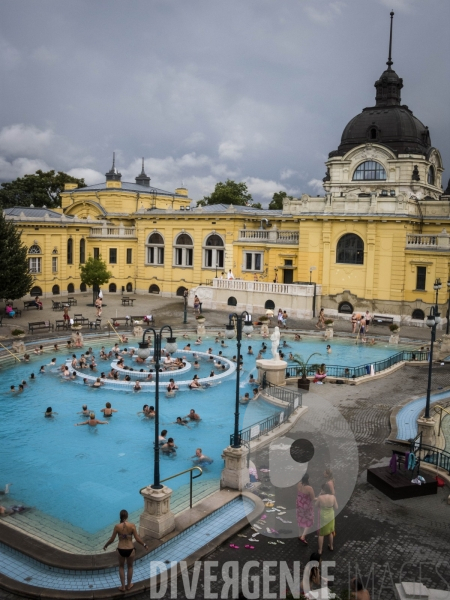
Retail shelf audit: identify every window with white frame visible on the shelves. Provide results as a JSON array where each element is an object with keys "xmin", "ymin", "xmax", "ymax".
[
  {"xmin": 146, "ymin": 232, "xmax": 165, "ymax": 265},
  {"xmin": 203, "ymin": 234, "xmax": 224, "ymax": 269},
  {"xmin": 52, "ymin": 257, "xmax": 58, "ymax": 272},
  {"xmin": 28, "ymin": 244, "xmax": 42, "ymax": 254},
  {"xmin": 29, "ymin": 257, "xmax": 42, "ymax": 273},
  {"xmin": 244, "ymin": 252, "xmax": 263, "ymax": 272},
  {"xmin": 174, "ymin": 233, "xmax": 193, "ymax": 267}
]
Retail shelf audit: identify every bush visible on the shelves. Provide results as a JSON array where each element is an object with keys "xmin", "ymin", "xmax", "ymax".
[
  {"xmin": 324, "ymin": 319, "xmax": 334, "ymax": 325},
  {"xmin": 11, "ymin": 329, "xmax": 25, "ymax": 336},
  {"xmin": 389, "ymin": 323, "xmax": 399, "ymax": 332}
]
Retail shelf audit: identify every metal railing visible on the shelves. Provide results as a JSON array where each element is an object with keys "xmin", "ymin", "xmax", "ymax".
[
  {"xmin": 285, "ymin": 350, "xmax": 429, "ymax": 380},
  {"xmin": 409, "ymin": 432, "xmax": 450, "ymax": 475},
  {"xmin": 140, "ymin": 466, "xmax": 202, "ymax": 509},
  {"xmin": 230, "ymin": 378, "xmax": 302, "ymax": 445}
]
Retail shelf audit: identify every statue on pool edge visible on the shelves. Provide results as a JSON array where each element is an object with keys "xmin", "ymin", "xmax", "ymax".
[{"xmin": 270, "ymin": 326, "xmax": 281, "ymax": 361}]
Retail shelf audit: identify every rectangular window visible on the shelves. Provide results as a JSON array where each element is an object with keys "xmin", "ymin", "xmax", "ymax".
[
  {"xmin": 109, "ymin": 248, "xmax": 117, "ymax": 264},
  {"xmin": 244, "ymin": 252, "xmax": 263, "ymax": 272},
  {"xmin": 204, "ymin": 249, "xmax": 224, "ymax": 269},
  {"xmin": 126, "ymin": 248, "xmax": 132, "ymax": 264},
  {"xmin": 52, "ymin": 257, "xmax": 58, "ymax": 273},
  {"xmin": 175, "ymin": 248, "xmax": 183, "ymax": 266},
  {"xmin": 29, "ymin": 257, "xmax": 41, "ymax": 274},
  {"xmin": 416, "ymin": 266, "xmax": 426, "ymax": 290},
  {"xmin": 93, "ymin": 247, "xmax": 100, "ymax": 260}
]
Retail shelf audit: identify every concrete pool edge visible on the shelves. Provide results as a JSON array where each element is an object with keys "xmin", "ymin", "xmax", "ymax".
[{"xmin": 0, "ymin": 490, "xmax": 264, "ymax": 599}]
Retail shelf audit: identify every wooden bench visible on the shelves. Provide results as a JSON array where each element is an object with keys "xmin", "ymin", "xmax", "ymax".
[
  {"xmin": 121, "ymin": 297, "xmax": 135, "ymax": 306},
  {"xmin": 23, "ymin": 300, "xmax": 39, "ymax": 310},
  {"xmin": 55, "ymin": 320, "xmax": 69, "ymax": 330},
  {"xmin": 373, "ymin": 314, "xmax": 394, "ymax": 326},
  {"xmin": 67, "ymin": 297, "xmax": 77, "ymax": 306},
  {"xmin": 28, "ymin": 321, "xmax": 54, "ymax": 333},
  {"xmin": 73, "ymin": 314, "xmax": 89, "ymax": 326},
  {"xmin": 130, "ymin": 315, "xmax": 155, "ymax": 325},
  {"xmin": 5, "ymin": 307, "xmax": 22, "ymax": 317},
  {"xmin": 52, "ymin": 300, "xmax": 63, "ymax": 311},
  {"xmin": 109, "ymin": 317, "xmax": 130, "ymax": 328},
  {"xmin": 89, "ymin": 318, "xmax": 102, "ymax": 330}
]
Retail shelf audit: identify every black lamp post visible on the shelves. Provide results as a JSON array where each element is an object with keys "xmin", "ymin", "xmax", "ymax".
[
  {"xmin": 425, "ymin": 278, "xmax": 442, "ymax": 419},
  {"xmin": 446, "ymin": 279, "xmax": 450, "ymax": 335},
  {"xmin": 183, "ymin": 290, "xmax": 188, "ymax": 325},
  {"xmin": 137, "ymin": 327, "xmax": 177, "ymax": 488},
  {"xmin": 225, "ymin": 311, "xmax": 253, "ymax": 448}
]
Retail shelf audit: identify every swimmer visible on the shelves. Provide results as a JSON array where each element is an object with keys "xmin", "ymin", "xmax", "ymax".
[
  {"xmin": 120, "ymin": 335, "xmax": 128, "ymax": 343},
  {"xmin": 78, "ymin": 405, "xmax": 90, "ymax": 415},
  {"xmin": 240, "ymin": 393, "xmax": 250, "ymax": 404},
  {"xmin": 91, "ymin": 378, "xmax": 103, "ymax": 387},
  {"xmin": 83, "ymin": 378, "xmax": 89, "ymax": 384},
  {"xmin": 44, "ymin": 407, "xmax": 58, "ymax": 418},
  {"xmin": 161, "ymin": 438, "xmax": 177, "ymax": 454},
  {"xmin": 326, "ymin": 345, "xmax": 332, "ymax": 353},
  {"xmin": 134, "ymin": 381, "xmax": 142, "ymax": 392},
  {"xmin": 34, "ymin": 345, "xmax": 43, "ymax": 355},
  {"xmin": 183, "ymin": 343, "xmax": 191, "ymax": 350},
  {"xmin": 30, "ymin": 373, "xmax": 35, "ymax": 380},
  {"xmin": 294, "ymin": 333, "xmax": 301, "ymax": 341},
  {"xmin": 39, "ymin": 366, "xmax": 45, "ymax": 374},
  {"xmin": 174, "ymin": 416, "xmax": 190, "ymax": 427},
  {"xmin": 145, "ymin": 372, "xmax": 153, "ymax": 381},
  {"xmin": 195, "ymin": 337, "xmax": 202, "ymax": 345},
  {"xmin": 23, "ymin": 354, "xmax": 30, "ymax": 362},
  {"xmin": 282, "ymin": 341, "xmax": 290, "ymax": 348},
  {"xmin": 188, "ymin": 375, "xmax": 202, "ymax": 389},
  {"xmin": 193, "ymin": 361, "xmax": 200, "ymax": 369},
  {"xmin": 253, "ymin": 387, "xmax": 260, "ymax": 400},
  {"xmin": 75, "ymin": 412, "xmax": 108, "ymax": 426},
  {"xmin": 256, "ymin": 351, "xmax": 263, "ymax": 360},
  {"xmin": 192, "ymin": 448, "xmax": 213, "ymax": 465},
  {"xmin": 48, "ymin": 358, "xmax": 57, "ymax": 366},
  {"xmin": 207, "ymin": 348, "xmax": 213, "ymax": 354},
  {"xmin": 220, "ymin": 341, "xmax": 227, "ymax": 348},
  {"xmin": 147, "ymin": 406, "xmax": 156, "ymax": 418},
  {"xmin": 214, "ymin": 337, "xmax": 220, "ymax": 343},
  {"xmin": 159, "ymin": 430, "xmax": 168, "ymax": 444},
  {"xmin": 247, "ymin": 346, "xmax": 253, "ymax": 355},
  {"xmin": 209, "ymin": 370, "xmax": 215, "ymax": 377},
  {"xmin": 70, "ymin": 371, "xmax": 77, "ymax": 380},
  {"xmin": 185, "ymin": 409, "xmax": 201, "ymax": 421},
  {"xmin": 53, "ymin": 344, "xmax": 59, "ymax": 352},
  {"xmin": 167, "ymin": 379, "xmax": 179, "ymax": 392},
  {"xmin": 248, "ymin": 374, "xmax": 257, "ymax": 384},
  {"xmin": 66, "ymin": 340, "xmax": 73, "ymax": 348},
  {"xmin": 101, "ymin": 402, "xmax": 117, "ymax": 416},
  {"xmin": 17, "ymin": 384, "xmax": 24, "ymax": 393}
]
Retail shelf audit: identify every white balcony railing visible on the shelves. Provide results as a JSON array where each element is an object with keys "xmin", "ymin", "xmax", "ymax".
[
  {"xmin": 238, "ymin": 230, "xmax": 299, "ymax": 244},
  {"xmin": 406, "ymin": 234, "xmax": 437, "ymax": 248},
  {"xmin": 213, "ymin": 279, "xmax": 321, "ymax": 296},
  {"xmin": 89, "ymin": 227, "xmax": 136, "ymax": 238}
]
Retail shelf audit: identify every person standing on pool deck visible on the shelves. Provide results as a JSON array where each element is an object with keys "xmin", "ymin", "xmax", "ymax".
[{"xmin": 103, "ymin": 509, "xmax": 148, "ymax": 592}]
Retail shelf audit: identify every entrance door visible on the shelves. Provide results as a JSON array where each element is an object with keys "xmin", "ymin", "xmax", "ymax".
[{"xmin": 283, "ymin": 260, "xmax": 294, "ymax": 284}]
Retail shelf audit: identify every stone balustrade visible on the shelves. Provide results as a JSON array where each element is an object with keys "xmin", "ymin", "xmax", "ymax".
[
  {"xmin": 89, "ymin": 226, "xmax": 136, "ymax": 238},
  {"xmin": 406, "ymin": 229, "xmax": 450, "ymax": 250},
  {"xmin": 213, "ymin": 278, "xmax": 321, "ymax": 297},
  {"xmin": 238, "ymin": 229, "xmax": 299, "ymax": 244}
]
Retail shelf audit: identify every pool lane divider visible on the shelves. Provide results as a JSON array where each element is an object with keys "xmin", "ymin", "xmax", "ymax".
[{"xmin": 0, "ymin": 490, "xmax": 263, "ymax": 599}]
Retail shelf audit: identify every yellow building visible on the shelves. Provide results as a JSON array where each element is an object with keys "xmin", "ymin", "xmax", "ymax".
[{"xmin": 4, "ymin": 40, "xmax": 450, "ymax": 323}]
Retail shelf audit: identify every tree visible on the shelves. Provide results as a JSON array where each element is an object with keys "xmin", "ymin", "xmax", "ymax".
[
  {"xmin": 0, "ymin": 170, "xmax": 86, "ymax": 210},
  {"xmin": 79, "ymin": 256, "xmax": 112, "ymax": 306},
  {"xmin": 0, "ymin": 211, "xmax": 34, "ymax": 300},
  {"xmin": 197, "ymin": 179, "xmax": 262, "ymax": 208},
  {"xmin": 268, "ymin": 190, "xmax": 293, "ymax": 210}
]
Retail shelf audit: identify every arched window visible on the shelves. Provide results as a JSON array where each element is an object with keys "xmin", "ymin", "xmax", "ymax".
[
  {"xmin": 203, "ymin": 234, "xmax": 224, "ymax": 269},
  {"xmin": 264, "ymin": 299, "xmax": 275, "ymax": 310},
  {"xmin": 352, "ymin": 161, "xmax": 386, "ymax": 181},
  {"xmin": 80, "ymin": 283, "xmax": 87, "ymax": 292},
  {"xmin": 126, "ymin": 282, "xmax": 133, "ymax": 292},
  {"xmin": 109, "ymin": 283, "xmax": 117, "ymax": 293},
  {"xmin": 28, "ymin": 244, "xmax": 41, "ymax": 254},
  {"xmin": 412, "ymin": 309, "xmax": 425, "ymax": 320},
  {"xmin": 67, "ymin": 283, "xmax": 75, "ymax": 293},
  {"xmin": 146, "ymin": 232, "xmax": 164, "ymax": 265},
  {"xmin": 338, "ymin": 301, "xmax": 354, "ymax": 314},
  {"xmin": 79, "ymin": 239, "xmax": 86, "ymax": 264},
  {"xmin": 176, "ymin": 286, "xmax": 188, "ymax": 297},
  {"xmin": 52, "ymin": 285, "xmax": 60, "ymax": 295},
  {"xmin": 30, "ymin": 286, "xmax": 43, "ymax": 296},
  {"xmin": 174, "ymin": 233, "xmax": 193, "ymax": 267},
  {"xmin": 149, "ymin": 284, "xmax": 160, "ymax": 294},
  {"xmin": 67, "ymin": 238, "xmax": 73, "ymax": 264},
  {"xmin": 427, "ymin": 166, "xmax": 435, "ymax": 186},
  {"xmin": 369, "ymin": 128, "xmax": 377, "ymax": 140},
  {"xmin": 336, "ymin": 234, "xmax": 364, "ymax": 264},
  {"xmin": 227, "ymin": 296, "xmax": 237, "ymax": 306}
]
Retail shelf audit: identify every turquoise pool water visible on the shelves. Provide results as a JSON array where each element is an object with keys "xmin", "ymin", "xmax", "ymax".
[
  {"xmin": 0, "ymin": 334, "xmax": 413, "ymax": 534},
  {"xmin": 396, "ymin": 390, "xmax": 450, "ymax": 441}
]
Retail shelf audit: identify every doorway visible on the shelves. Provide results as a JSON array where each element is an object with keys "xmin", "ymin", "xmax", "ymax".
[{"xmin": 283, "ymin": 259, "xmax": 294, "ymax": 284}]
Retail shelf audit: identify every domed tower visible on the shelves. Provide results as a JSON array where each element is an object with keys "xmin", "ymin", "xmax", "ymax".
[{"xmin": 324, "ymin": 11, "xmax": 444, "ymax": 201}]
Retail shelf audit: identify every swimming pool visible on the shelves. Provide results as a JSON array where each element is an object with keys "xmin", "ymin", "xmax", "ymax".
[{"xmin": 0, "ymin": 333, "xmax": 414, "ymax": 536}]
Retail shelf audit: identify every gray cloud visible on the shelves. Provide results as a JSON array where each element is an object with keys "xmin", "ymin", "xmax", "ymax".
[{"xmin": 0, "ymin": 0, "xmax": 448, "ymax": 206}]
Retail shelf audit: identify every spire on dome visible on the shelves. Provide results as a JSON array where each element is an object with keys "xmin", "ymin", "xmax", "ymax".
[
  {"xmin": 374, "ymin": 11, "xmax": 403, "ymax": 107},
  {"xmin": 135, "ymin": 157, "xmax": 151, "ymax": 187},
  {"xmin": 105, "ymin": 152, "xmax": 122, "ymax": 181}
]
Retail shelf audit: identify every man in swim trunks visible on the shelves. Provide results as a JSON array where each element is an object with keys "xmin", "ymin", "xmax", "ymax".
[
  {"xmin": 192, "ymin": 448, "xmax": 213, "ymax": 465},
  {"xmin": 74, "ymin": 412, "xmax": 109, "ymax": 426},
  {"xmin": 185, "ymin": 409, "xmax": 201, "ymax": 421}
]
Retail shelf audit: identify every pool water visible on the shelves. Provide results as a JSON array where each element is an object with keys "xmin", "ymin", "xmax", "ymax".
[
  {"xmin": 0, "ymin": 334, "xmax": 413, "ymax": 534},
  {"xmin": 396, "ymin": 390, "xmax": 450, "ymax": 441}
]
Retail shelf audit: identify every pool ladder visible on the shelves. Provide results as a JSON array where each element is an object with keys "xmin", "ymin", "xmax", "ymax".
[{"xmin": 140, "ymin": 466, "xmax": 203, "ymax": 509}]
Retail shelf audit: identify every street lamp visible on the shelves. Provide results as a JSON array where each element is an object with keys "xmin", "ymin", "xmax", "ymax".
[
  {"xmin": 309, "ymin": 266, "xmax": 316, "ymax": 284},
  {"xmin": 137, "ymin": 326, "xmax": 177, "ymax": 488},
  {"xmin": 226, "ymin": 311, "xmax": 253, "ymax": 448},
  {"xmin": 424, "ymin": 278, "xmax": 442, "ymax": 419},
  {"xmin": 446, "ymin": 279, "xmax": 450, "ymax": 335},
  {"xmin": 183, "ymin": 289, "xmax": 188, "ymax": 325}
]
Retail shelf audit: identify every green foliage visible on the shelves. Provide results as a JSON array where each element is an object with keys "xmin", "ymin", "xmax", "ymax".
[
  {"xmin": 79, "ymin": 256, "xmax": 112, "ymax": 289},
  {"xmin": 197, "ymin": 179, "xmax": 255, "ymax": 207},
  {"xmin": 268, "ymin": 190, "xmax": 293, "ymax": 210},
  {"xmin": 0, "ymin": 211, "xmax": 33, "ymax": 300},
  {"xmin": 11, "ymin": 329, "xmax": 25, "ymax": 336},
  {"xmin": 0, "ymin": 170, "xmax": 85, "ymax": 209},
  {"xmin": 291, "ymin": 352, "xmax": 321, "ymax": 377}
]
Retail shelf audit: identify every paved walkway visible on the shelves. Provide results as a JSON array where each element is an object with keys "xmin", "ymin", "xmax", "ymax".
[{"xmin": 0, "ymin": 295, "xmax": 449, "ymax": 599}]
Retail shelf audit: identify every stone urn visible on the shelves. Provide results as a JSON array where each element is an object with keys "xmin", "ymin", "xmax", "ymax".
[
  {"xmin": 324, "ymin": 322, "xmax": 334, "ymax": 340},
  {"xmin": 389, "ymin": 325, "xmax": 400, "ymax": 344},
  {"xmin": 196, "ymin": 316, "xmax": 206, "ymax": 335}
]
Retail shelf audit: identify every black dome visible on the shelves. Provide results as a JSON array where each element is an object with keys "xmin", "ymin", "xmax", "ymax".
[{"xmin": 330, "ymin": 104, "xmax": 432, "ymax": 158}]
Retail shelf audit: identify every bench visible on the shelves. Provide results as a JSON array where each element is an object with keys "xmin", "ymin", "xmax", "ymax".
[
  {"xmin": 89, "ymin": 318, "xmax": 102, "ymax": 330},
  {"xmin": 67, "ymin": 297, "xmax": 77, "ymax": 306},
  {"xmin": 29, "ymin": 321, "xmax": 54, "ymax": 333},
  {"xmin": 73, "ymin": 314, "xmax": 89, "ymax": 326},
  {"xmin": 109, "ymin": 317, "xmax": 130, "ymax": 328},
  {"xmin": 52, "ymin": 300, "xmax": 63, "ymax": 311},
  {"xmin": 55, "ymin": 320, "xmax": 69, "ymax": 330},
  {"xmin": 5, "ymin": 307, "xmax": 22, "ymax": 318},
  {"xmin": 121, "ymin": 297, "xmax": 135, "ymax": 306},
  {"xmin": 23, "ymin": 300, "xmax": 39, "ymax": 310},
  {"xmin": 373, "ymin": 314, "xmax": 394, "ymax": 326},
  {"xmin": 130, "ymin": 315, "xmax": 155, "ymax": 325}
]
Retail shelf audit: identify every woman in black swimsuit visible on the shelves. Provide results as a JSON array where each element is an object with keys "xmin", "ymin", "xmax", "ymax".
[{"xmin": 103, "ymin": 509, "xmax": 148, "ymax": 592}]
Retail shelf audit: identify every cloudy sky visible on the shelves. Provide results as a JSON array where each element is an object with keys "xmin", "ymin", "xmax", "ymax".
[{"xmin": 1, "ymin": 0, "xmax": 449, "ymax": 206}]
